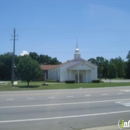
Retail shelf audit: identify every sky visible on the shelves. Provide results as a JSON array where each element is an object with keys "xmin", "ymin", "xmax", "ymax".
[{"xmin": 0, "ymin": 0, "xmax": 130, "ymax": 62}]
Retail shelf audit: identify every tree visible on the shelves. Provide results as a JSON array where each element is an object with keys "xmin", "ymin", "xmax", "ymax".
[
  {"xmin": 17, "ymin": 55, "xmax": 42, "ymax": 87},
  {"xmin": 126, "ymin": 50, "xmax": 130, "ymax": 60},
  {"xmin": 29, "ymin": 52, "xmax": 61, "ymax": 65},
  {"xmin": 126, "ymin": 61, "xmax": 130, "ymax": 78},
  {"xmin": 102, "ymin": 59, "xmax": 109, "ymax": 79},
  {"xmin": 115, "ymin": 57, "xmax": 125, "ymax": 78},
  {"xmin": 108, "ymin": 57, "xmax": 125, "ymax": 78},
  {"xmin": 0, "ymin": 53, "xmax": 12, "ymax": 80},
  {"xmin": 88, "ymin": 57, "xmax": 109, "ymax": 79},
  {"xmin": 88, "ymin": 58, "xmax": 97, "ymax": 65},
  {"xmin": 88, "ymin": 56, "xmax": 126, "ymax": 79},
  {"xmin": 96, "ymin": 57, "xmax": 105, "ymax": 79},
  {"xmin": 126, "ymin": 51, "xmax": 130, "ymax": 78},
  {"xmin": 108, "ymin": 61, "xmax": 117, "ymax": 79},
  {"xmin": 50, "ymin": 57, "xmax": 61, "ymax": 65},
  {"xmin": 96, "ymin": 57, "xmax": 105, "ymax": 65},
  {"xmin": 29, "ymin": 52, "xmax": 39, "ymax": 62},
  {"xmin": 0, "ymin": 53, "xmax": 18, "ymax": 80}
]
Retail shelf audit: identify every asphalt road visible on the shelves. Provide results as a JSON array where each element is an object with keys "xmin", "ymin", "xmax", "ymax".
[{"xmin": 0, "ymin": 86, "xmax": 130, "ymax": 130}]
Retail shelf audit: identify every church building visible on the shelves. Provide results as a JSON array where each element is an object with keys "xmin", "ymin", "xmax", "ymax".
[{"xmin": 40, "ymin": 44, "xmax": 97, "ymax": 83}]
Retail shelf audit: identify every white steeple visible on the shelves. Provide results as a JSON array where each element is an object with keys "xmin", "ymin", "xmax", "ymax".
[{"xmin": 74, "ymin": 41, "xmax": 81, "ymax": 59}]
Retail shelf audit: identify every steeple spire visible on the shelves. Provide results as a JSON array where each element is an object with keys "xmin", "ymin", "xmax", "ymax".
[
  {"xmin": 76, "ymin": 38, "xmax": 78, "ymax": 48},
  {"xmin": 74, "ymin": 40, "xmax": 81, "ymax": 59}
]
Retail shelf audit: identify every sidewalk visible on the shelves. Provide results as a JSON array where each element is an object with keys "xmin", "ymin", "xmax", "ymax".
[{"xmin": 82, "ymin": 125, "xmax": 118, "ymax": 130}]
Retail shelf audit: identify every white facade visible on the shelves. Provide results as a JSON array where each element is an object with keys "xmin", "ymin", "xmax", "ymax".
[{"xmin": 48, "ymin": 45, "xmax": 97, "ymax": 82}]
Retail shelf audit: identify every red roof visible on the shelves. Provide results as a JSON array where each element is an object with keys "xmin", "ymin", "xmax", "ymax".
[
  {"xmin": 40, "ymin": 65, "xmax": 60, "ymax": 70},
  {"xmin": 40, "ymin": 59, "xmax": 73, "ymax": 70}
]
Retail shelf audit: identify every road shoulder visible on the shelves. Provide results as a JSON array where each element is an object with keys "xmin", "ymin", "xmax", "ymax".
[{"xmin": 82, "ymin": 125, "xmax": 118, "ymax": 130}]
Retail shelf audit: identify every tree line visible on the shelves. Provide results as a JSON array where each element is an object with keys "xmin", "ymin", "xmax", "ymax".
[
  {"xmin": 0, "ymin": 51, "xmax": 130, "ymax": 85},
  {"xmin": 0, "ymin": 52, "xmax": 61, "ymax": 81},
  {"xmin": 88, "ymin": 51, "xmax": 130, "ymax": 79}
]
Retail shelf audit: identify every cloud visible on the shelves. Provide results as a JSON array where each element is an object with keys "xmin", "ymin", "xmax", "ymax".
[{"xmin": 20, "ymin": 50, "xmax": 29, "ymax": 56}]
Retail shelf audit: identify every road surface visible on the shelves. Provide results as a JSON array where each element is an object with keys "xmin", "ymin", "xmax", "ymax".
[{"xmin": 0, "ymin": 86, "xmax": 130, "ymax": 130}]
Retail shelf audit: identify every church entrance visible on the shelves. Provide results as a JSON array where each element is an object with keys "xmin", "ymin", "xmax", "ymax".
[{"xmin": 75, "ymin": 73, "xmax": 83, "ymax": 83}]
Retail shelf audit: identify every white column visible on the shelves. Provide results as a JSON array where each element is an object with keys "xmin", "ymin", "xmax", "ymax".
[
  {"xmin": 78, "ymin": 70, "xmax": 79, "ymax": 83},
  {"xmin": 86, "ymin": 70, "xmax": 87, "ymax": 82},
  {"xmin": 69, "ymin": 70, "xmax": 71, "ymax": 80}
]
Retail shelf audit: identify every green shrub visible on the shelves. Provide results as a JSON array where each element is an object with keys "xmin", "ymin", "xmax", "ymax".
[
  {"xmin": 45, "ymin": 79, "xmax": 57, "ymax": 82},
  {"xmin": 65, "ymin": 80, "xmax": 75, "ymax": 83},
  {"xmin": 92, "ymin": 80, "xmax": 101, "ymax": 83},
  {"xmin": 100, "ymin": 80, "xmax": 104, "ymax": 83}
]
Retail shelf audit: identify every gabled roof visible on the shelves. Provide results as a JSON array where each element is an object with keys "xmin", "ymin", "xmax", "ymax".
[
  {"xmin": 67, "ymin": 62, "xmax": 95, "ymax": 70},
  {"xmin": 67, "ymin": 63, "xmax": 80, "ymax": 70},
  {"xmin": 72, "ymin": 57, "xmax": 97, "ymax": 67},
  {"xmin": 40, "ymin": 58, "xmax": 97, "ymax": 70}
]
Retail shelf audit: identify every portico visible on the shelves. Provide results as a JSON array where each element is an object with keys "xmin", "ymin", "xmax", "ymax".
[
  {"xmin": 67, "ymin": 69, "xmax": 92, "ymax": 83},
  {"xmin": 66, "ymin": 60, "xmax": 95, "ymax": 82}
]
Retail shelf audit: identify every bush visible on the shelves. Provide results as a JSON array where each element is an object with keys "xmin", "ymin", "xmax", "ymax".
[
  {"xmin": 92, "ymin": 80, "xmax": 101, "ymax": 83},
  {"xmin": 65, "ymin": 80, "xmax": 75, "ymax": 83},
  {"xmin": 100, "ymin": 80, "xmax": 104, "ymax": 83},
  {"xmin": 42, "ymin": 83, "xmax": 48, "ymax": 86},
  {"xmin": 45, "ymin": 79, "xmax": 57, "ymax": 82}
]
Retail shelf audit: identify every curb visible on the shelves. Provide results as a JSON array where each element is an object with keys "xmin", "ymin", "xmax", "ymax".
[{"xmin": 82, "ymin": 125, "xmax": 118, "ymax": 130}]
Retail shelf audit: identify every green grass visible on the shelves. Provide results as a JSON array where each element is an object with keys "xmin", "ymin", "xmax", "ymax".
[{"xmin": 0, "ymin": 81, "xmax": 130, "ymax": 91}]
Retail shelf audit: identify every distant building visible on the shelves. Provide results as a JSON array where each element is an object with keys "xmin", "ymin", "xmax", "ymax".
[{"xmin": 41, "ymin": 45, "xmax": 97, "ymax": 82}]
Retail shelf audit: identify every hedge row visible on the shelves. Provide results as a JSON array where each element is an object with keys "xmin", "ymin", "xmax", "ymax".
[
  {"xmin": 45, "ymin": 79, "xmax": 103, "ymax": 83},
  {"xmin": 92, "ymin": 80, "xmax": 104, "ymax": 83},
  {"xmin": 45, "ymin": 79, "xmax": 58, "ymax": 82},
  {"xmin": 65, "ymin": 80, "xmax": 75, "ymax": 83}
]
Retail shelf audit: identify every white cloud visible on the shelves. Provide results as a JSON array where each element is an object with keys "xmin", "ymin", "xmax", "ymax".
[{"xmin": 20, "ymin": 50, "xmax": 29, "ymax": 56}]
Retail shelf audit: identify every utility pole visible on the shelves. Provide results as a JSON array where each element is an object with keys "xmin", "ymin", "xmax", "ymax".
[{"xmin": 11, "ymin": 28, "xmax": 17, "ymax": 87}]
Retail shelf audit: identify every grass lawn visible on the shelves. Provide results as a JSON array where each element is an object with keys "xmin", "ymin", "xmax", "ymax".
[{"xmin": 0, "ymin": 81, "xmax": 130, "ymax": 91}]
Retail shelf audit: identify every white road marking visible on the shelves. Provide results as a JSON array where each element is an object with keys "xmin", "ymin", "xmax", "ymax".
[
  {"xmin": 115, "ymin": 101, "xmax": 130, "ymax": 107},
  {"xmin": 1, "ymin": 98, "xmax": 130, "ymax": 109},
  {"xmin": 48, "ymin": 97, "xmax": 55, "ymax": 99},
  {"xmin": 101, "ymin": 94, "xmax": 108, "ymax": 96},
  {"xmin": 27, "ymin": 98, "xmax": 35, "ymax": 100},
  {"xmin": 67, "ymin": 96, "xmax": 73, "ymax": 98},
  {"xmin": 122, "ymin": 103, "xmax": 130, "ymax": 107},
  {"xmin": 6, "ymin": 99, "xmax": 14, "ymax": 101},
  {"xmin": 85, "ymin": 95, "xmax": 91, "ymax": 97},
  {"xmin": 120, "ymin": 90, "xmax": 130, "ymax": 92},
  {"xmin": 1, "ymin": 110, "xmax": 130, "ymax": 123}
]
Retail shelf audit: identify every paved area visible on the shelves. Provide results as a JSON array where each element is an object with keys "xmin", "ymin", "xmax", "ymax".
[
  {"xmin": 102, "ymin": 79, "xmax": 130, "ymax": 82},
  {"xmin": 82, "ymin": 125, "xmax": 118, "ymax": 130},
  {"xmin": 0, "ymin": 81, "xmax": 10, "ymax": 85},
  {"xmin": 0, "ymin": 87, "xmax": 130, "ymax": 130}
]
